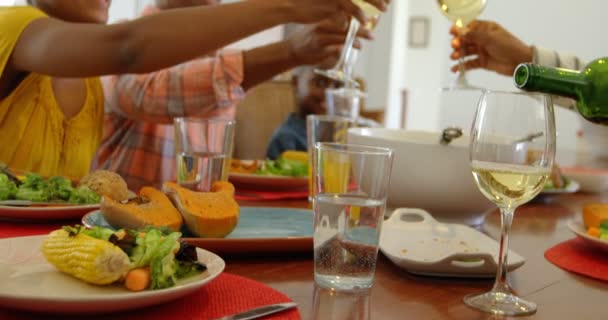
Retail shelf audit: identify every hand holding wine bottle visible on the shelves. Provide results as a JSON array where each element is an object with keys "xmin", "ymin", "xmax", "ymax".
[{"xmin": 515, "ymin": 57, "xmax": 608, "ymax": 125}]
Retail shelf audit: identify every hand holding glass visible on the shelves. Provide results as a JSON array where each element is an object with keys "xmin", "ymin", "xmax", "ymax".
[
  {"xmin": 314, "ymin": 0, "xmax": 382, "ymax": 87},
  {"xmin": 465, "ymin": 91, "xmax": 555, "ymax": 316},
  {"xmin": 436, "ymin": 0, "xmax": 487, "ymax": 88}
]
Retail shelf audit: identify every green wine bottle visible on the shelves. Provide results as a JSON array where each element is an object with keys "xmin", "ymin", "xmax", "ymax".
[{"xmin": 514, "ymin": 58, "xmax": 608, "ymax": 125}]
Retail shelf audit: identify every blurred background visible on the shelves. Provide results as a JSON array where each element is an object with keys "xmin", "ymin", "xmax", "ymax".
[{"xmin": 5, "ymin": 0, "xmax": 606, "ymax": 161}]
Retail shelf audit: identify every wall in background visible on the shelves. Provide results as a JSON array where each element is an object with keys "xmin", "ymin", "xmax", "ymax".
[{"xmin": 402, "ymin": 0, "xmax": 608, "ymax": 154}]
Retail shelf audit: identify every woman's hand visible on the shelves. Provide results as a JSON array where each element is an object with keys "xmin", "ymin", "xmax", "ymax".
[
  {"xmin": 450, "ymin": 20, "xmax": 533, "ymax": 76},
  {"xmin": 284, "ymin": 0, "xmax": 390, "ymax": 25},
  {"xmin": 288, "ymin": 15, "xmax": 373, "ymax": 66}
]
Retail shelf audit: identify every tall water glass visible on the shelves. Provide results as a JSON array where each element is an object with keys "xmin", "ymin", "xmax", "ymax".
[
  {"xmin": 307, "ymin": 116, "xmax": 358, "ymax": 200},
  {"xmin": 313, "ymin": 143, "xmax": 394, "ymax": 291},
  {"xmin": 325, "ymin": 88, "xmax": 366, "ymax": 119},
  {"xmin": 465, "ymin": 91, "xmax": 555, "ymax": 316},
  {"xmin": 174, "ymin": 118, "xmax": 235, "ymax": 192}
]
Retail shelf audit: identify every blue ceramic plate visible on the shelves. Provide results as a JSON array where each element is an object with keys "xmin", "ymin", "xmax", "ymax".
[{"xmin": 83, "ymin": 207, "xmax": 313, "ymax": 255}]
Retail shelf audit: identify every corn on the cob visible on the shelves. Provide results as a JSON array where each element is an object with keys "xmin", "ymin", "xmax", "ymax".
[
  {"xmin": 281, "ymin": 150, "xmax": 308, "ymax": 162},
  {"xmin": 41, "ymin": 229, "xmax": 131, "ymax": 285}
]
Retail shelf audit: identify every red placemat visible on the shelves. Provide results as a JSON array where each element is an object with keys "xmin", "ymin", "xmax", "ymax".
[
  {"xmin": 0, "ymin": 220, "xmax": 65, "ymax": 239},
  {"xmin": 235, "ymin": 189, "xmax": 309, "ymax": 201},
  {"xmin": 1, "ymin": 272, "xmax": 300, "ymax": 320},
  {"xmin": 545, "ymin": 237, "xmax": 608, "ymax": 282}
]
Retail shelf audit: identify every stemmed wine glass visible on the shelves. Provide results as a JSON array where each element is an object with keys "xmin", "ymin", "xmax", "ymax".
[
  {"xmin": 314, "ymin": 0, "xmax": 382, "ymax": 88},
  {"xmin": 466, "ymin": 90, "xmax": 555, "ymax": 316},
  {"xmin": 436, "ymin": 0, "xmax": 487, "ymax": 89}
]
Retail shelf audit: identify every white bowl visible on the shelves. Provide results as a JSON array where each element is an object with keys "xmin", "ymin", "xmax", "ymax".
[
  {"xmin": 347, "ymin": 128, "xmax": 495, "ymax": 226},
  {"xmin": 580, "ymin": 119, "xmax": 608, "ymax": 160}
]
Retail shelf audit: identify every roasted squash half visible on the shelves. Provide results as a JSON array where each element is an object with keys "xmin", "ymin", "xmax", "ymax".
[
  {"xmin": 101, "ymin": 187, "xmax": 183, "ymax": 231},
  {"xmin": 162, "ymin": 181, "xmax": 239, "ymax": 238}
]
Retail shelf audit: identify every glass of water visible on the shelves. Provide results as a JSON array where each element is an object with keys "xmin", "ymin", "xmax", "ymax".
[
  {"xmin": 312, "ymin": 142, "xmax": 394, "ymax": 291},
  {"xmin": 325, "ymin": 88, "xmax": 367, "ymax": 119},
  {"xmin": 174, "ymin": 118, "xmax": 235, "ymax": 191}
]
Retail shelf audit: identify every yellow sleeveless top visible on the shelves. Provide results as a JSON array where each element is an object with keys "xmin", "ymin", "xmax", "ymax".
[{"xmin": 0, "ymin": 7, "xmax": 104, "ymax": 179}]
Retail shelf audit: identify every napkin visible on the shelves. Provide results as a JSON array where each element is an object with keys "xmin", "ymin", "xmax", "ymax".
[{"xmin": 545, "ymin": 237, "xmax": 608, "ymax": 282}]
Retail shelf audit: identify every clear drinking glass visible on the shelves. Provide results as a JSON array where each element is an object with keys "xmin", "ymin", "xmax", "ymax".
[
  {"xmin": 436, "ymin": 0, "xmax": 488, "ymax": 89},
  {"xmin": 307, "ymin": 116, "xmax": 358, "ymax": 200},
  {"xmin": 465, "ymin": 91, "xmax": 555, "ymax": 316},
  {"xmin": 314, "ymin": 0, "xmax": 382, "ymax": 87},
  {"xmin": 325, "ymin": 88, "xmax": 367, "ymax": 119},
  {"xmin": 312, "ymin": 143, "xmax": 394, "ymax": 291},
  {"xmin": 174, "ymin": 118, "xmax": 235, "ymax": 192}
]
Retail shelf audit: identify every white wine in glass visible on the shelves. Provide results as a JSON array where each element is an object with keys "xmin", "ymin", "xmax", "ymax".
[
  {"xmin": 315, "ymin": 0, "xmax": 383, "ymax": 87},
  {"xmin": 466, "ymin": 90, "xmax": 555, "ymax": 316},
  {"xmin": 436, "ymin": 0, "xmax": 487, "ymax": 88}
]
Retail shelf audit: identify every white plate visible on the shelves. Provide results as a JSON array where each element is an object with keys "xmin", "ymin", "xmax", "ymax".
[
  {"xmin": 567, "ymin": 219, "xmax": 608, "ymax": 253},
  {"xmin": 541, "ymin": 180, "xmax": 580, "ymax": 194},
  {"xmin": 0, "ymin": 235, "xmax": 225, "ymax": 314},
  {"xmin": 228, "ymin": 173, "xmax": 308, "ymax": 190},
  {"xmin": 562, "ymin": 167, "xmax": 608, "ymax": 193},
  {"xmin": 379, "ymin": 208, "xmax": 526, "ymax": 278},
  {"xmin": 0, "ymin": 204, "xmax": 100, "ymax": 221}
]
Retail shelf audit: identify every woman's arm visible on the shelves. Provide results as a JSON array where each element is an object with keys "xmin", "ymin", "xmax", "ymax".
[{"xmin": 11, "ymin": 0, "xmax": 386, "ymax": 77}]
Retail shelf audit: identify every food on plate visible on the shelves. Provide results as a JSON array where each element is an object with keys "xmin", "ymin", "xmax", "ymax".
[
  {"xmin": 256, "ymin": 152, "xmax": 308, "ymax": 178},
  {"xmin": 582, "ymin": 203, "xmax": 608, "ymax": 229},
  {"xmin": 544, "ymin": 163, "xmax": 570, "ymax": 190},
  {"xmin": 230, "ymin": 151, "xmax": 309, "ymax": 178},
  {"xmin": 101, "ymin": 187, "xmax": 184, "ymax": 232},
  {"xmin": 0, "ymin": 173, "xmax": 100, "ymax": 204},
  {"xmin": 281, "ymin": 150, "xmax": 308, "ymax": 162},
  {"xmin": 80, "ymin": 170, "xmax": 130, "ymax": 202},
  {"xmin": 230, "ymin": 159, "xmax": 260, "ymax": 174},
  {"xmin": 41, "ymin": 225, "xmax": 206, "ymax": 291},
  {"xmin": 163, "ymin": 181, "xmax": 239, "ymax": 238}
]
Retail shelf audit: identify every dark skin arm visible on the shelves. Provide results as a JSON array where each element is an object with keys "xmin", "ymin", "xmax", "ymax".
[
  {"xmin": 241, "ymin": 17, "xmax": 371, "ymax": 90},
  {"xmin": 9, "ymin": 0, "xmax": 388, "ymax": 78}
]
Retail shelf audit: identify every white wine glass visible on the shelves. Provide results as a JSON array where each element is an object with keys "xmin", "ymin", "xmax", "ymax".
[
  {"xmin": 315, "ymin": 0, "xmax": 382, "ymax": 88},
  {"xmin": 466, "ymin": 91, "xmax": 555, "ymax": 316},
  {"xmin": 436, "ymin": 0, "xmax": 487, "ymax": 89}
]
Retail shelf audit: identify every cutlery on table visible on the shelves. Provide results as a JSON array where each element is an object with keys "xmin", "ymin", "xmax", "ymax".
[{"xmin": 212, "ymin": 302, "xmax": 297, "ymax": 320}]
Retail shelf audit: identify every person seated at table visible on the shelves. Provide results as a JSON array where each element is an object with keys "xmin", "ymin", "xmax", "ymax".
[
  {"xmin": 265, "ymin": 63, "xmax": 379, "ymax": 160},
  {"xmin": 95, "ymin": 0, "xmax": 375, "ymax": 191},
  {"xmin": 449, "ymin": 19, "xmax": 582, "ymax": 110},
  {"xmin": 0, "ymin": 0, "xmax": 385, "ymax": 181}
]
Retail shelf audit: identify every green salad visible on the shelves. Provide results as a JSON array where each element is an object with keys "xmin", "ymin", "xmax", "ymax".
[
  {"xmin": 0, "ymin": 173, "xmax": 100, "ymax": 204},
  {"xmin": 255, "ymin": 157, "xmax": 308, "ymax": 177}
]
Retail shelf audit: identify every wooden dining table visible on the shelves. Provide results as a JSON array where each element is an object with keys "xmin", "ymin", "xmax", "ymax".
[{"xmin": 227, "ymin": 192, "xmax": 608, "ymax": 320}]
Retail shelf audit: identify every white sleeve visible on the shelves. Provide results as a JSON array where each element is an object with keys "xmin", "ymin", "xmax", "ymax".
[{"xmin": 531, "ymin": 46, "xmax": 585, "ymax": 110}]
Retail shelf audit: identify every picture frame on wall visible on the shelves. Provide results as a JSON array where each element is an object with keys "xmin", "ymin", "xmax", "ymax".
[{"xmin": 409, "ymin": 16, "xmax": 430, "ymax": 48}]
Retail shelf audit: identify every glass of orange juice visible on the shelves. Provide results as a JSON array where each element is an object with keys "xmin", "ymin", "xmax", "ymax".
[{"xmin": 306, "ymin": 115, "xmax": 358, "ymax": 201}]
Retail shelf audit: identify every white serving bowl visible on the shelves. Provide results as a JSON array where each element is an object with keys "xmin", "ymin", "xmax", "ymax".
[
  {"xmin": 580, "ymin": 119, "xmax": 608, "ymax": 160},
  {"xmin": 348, "ymin": 128, "xmax": 495, "ymax": 226}
]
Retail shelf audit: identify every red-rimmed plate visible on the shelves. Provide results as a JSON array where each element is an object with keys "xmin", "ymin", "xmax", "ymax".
[
  {"xmin": 83, "ymin": 206, "xmax": 313, "ymax": 255},
  {"xmin": 0, "ymin": 204, "xmax": 100, "ymax": 221},
  {"xmin": 228, "ymin": 173, "xmax": 309, "ymax": 191}
]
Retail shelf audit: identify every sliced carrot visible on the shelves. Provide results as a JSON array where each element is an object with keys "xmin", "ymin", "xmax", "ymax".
[
  {"xmin": 588, "ymin": 227, "xmax": 601, "ymax": 238},
  {"xmin": 124, "ymin": 267, "xmax": 151, "ymax": 292}
]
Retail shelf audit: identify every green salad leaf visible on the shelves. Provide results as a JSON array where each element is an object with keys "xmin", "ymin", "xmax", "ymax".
[
  {"xmin": 0, "ymin": 174, "xmax": 17, "ymax": 200},
  {"xmin": 256, "ymin": 157, "xmax": 308, "ymax": 177}
]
